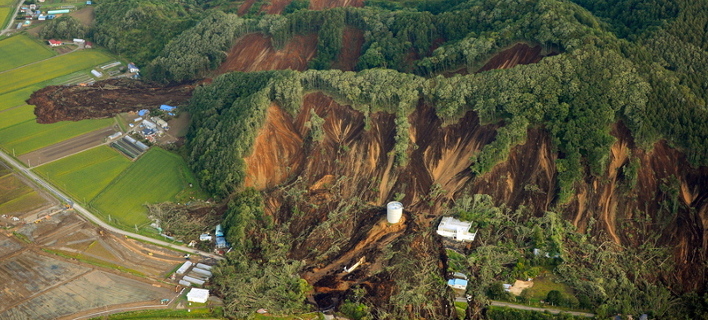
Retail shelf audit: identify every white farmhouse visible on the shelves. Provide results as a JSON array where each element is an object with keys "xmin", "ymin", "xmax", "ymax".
[{"xmin": 436, "ymin": 217, "xmax": 476, "ymax": 242}]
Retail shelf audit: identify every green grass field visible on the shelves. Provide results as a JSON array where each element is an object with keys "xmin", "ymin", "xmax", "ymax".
[
  {"xmin": 34, "ymin": 146, "xmax": 132, "ymax": 202},
  {"xmin": 0, "ymin": 105, "xmax": 36, "ymax": 130},
  {"xmin": 90, "ymin": 148, "xmax": 201, "ymax": 227},
  {"xmin": 0, "ymin": 50, "xmax": 113, "ymax": 95},
  {"xmin": 0, "ymin": 86, "xmax": 42, "ymax": 111},
  {"xmin": 0, "ymin": 173, "xmax": 49, "ymax": 215},
  {"xmin": 0, "ymin": 35, "xmax": 56, "ymax": 72},
  {"xmin": 0, "ymin": 117, "xmax": 113, "ymax": 155}
]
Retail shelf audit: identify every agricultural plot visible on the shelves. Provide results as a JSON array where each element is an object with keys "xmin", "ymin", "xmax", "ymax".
[
  {"xmin": 0, "ymin": 270, "xmax": 169, "ymax": 320},
  {"xmin": 0, "ymin": 117, "xmax": 113, "ymax": 156},
  {"xmin": 0, "ymin": 172, "xmax": 50, "ymax": 215},
  {"xmin": 0, "ymin": 7, "xmax": 11, "ymax": 30},
  {"xmin": 0, "ymin": 50, "xmax": 113, "ymax": 95},
  {"xmin": 0, "ymin": 235, "xmax": 23, "ymax": 257},
  {"xmin": 0, "ymin": 86, "xmax": 42, "ymax": 111},
  {"xmin": 34, "ymin": 146, "xmax": 131, "ymax": 202},
  {"xmin": 90, "ymin": 148, "xmax": 198, "ymax": 227},
  {"xmin": 0, "ymin": 105, "xmax": 35, "ymax": 130},
  {"xmin": 0, "ymin": 35, "xmax": 56, "ymax": 72},
  {"xmin": 0, "ymin": 251, "xmax": 91, "ymax": 309}
]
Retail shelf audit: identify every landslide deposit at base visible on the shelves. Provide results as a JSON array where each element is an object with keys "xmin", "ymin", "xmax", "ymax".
[
  {"xmin": 242, "ymin": 91, "xmax": 707, "ymax": 312},
  {"xmin": 29, "ymin": 79, "xmax": 194, "ymax": 124}
]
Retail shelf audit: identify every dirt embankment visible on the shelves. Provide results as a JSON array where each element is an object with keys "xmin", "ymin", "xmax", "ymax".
[
  {"xmin": 29, "ymin": 79, "xmax": 194, "ymax": 124},
  {"xmin": 309, "ymin": 0, "xmax": 364, "ymax": 10},
  {"xmin": 216, "ymin": 33, "xmax": 318, "ymax": 74}
]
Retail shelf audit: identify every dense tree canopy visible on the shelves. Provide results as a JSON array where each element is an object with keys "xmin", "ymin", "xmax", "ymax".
[{"xmin": 39, "ymin": 16, "xmax": 88, "ymax": 40}]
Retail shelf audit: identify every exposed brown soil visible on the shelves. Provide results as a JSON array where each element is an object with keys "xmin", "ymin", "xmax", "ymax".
[
  {"xmin": 332, "ymin": 27, "xmax": 364, "ymax": 71},
  {"xmin": 216, "ymin": 33, "xmax": 318, "ymax": 74},
  {"xmin": 237, "ymin": 0, "xmax": 257, "ymax": 15},
  {"xmin": 262, "ymin": 0, "xmax": 292, "ymax": 14},
  {"xmin": 28, "ymin": 79, "xmax": 194, "ymax": 124},
  {"xmin": 68, "ymin": 6, "xmax": 95, "ymax": 26},
  {"xmin": 309, "ymin": 0, "xmax": 364, "ymax": 10},
  {"xmin": 445, "ymin": 42, "xmax": 558, "ymax": 76},
  {"xmin": 477, "ymin": 43, "xmax": 553, "ymax": 72}
]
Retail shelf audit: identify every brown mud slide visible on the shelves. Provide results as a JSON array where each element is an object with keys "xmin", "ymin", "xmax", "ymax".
[
  {"xmin": 216, "ymin": 33, "xmax": 318, "ymax": 74},
  {"xmin": 29, "ymin": 79, "xmax": 194, "ymax": 124}
]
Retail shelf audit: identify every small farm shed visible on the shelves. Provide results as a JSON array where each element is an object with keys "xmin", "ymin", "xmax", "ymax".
[
  {"xmin": 187, "ymin": 288, "xmax": 209, "ymax": 303},
  {"xmin": 436, "ymin": 217, "xmax": 476, "ymax": 242}
]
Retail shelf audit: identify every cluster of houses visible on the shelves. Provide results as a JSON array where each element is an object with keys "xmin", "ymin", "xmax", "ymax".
[
  {"xmin": 47, "ymin": 38, "xmax": 93, "ymax": 48},
  {"xmin": 132, "ymin": 106, "xmax": 175, "ymax": 142},
  {"xmin": 17, "ymin": 4, "xmax": 81, "ymax": 28},
  {"xmin": 435, "ymin": 216, "xmax": 477, "ymax": 292}
]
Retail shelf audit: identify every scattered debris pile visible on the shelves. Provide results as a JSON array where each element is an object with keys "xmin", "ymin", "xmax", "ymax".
[{"xmin": 28, "ymin": 79, "xmax": 195, "ymax": 124}]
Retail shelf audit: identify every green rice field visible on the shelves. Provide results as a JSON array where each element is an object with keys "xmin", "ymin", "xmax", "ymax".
[
  {"xmin": 0, "ymin": 117, "xmax": 113, "ymax": 155},
  {"xmin": 0, "ymin": 86, "xmax": 42, "ymax": 111},
  {"xmin": 0, "ymin": 105, "xmax": 35, "ymax": 130},
  {"xmin": 90, "ymin": 148, "xmax": 201, "ymax": 227},
  {"xmin": 34, "ymin": 146, "xmax": 132, "ymax": 202},
  {"xmin": 0, "ymin": 172, "xmax": 49, "ymax": 215},
  {"xmin": 0, "ymin": 50, "xmax": 113, "ymax": 95},
  {"xmin": 0, "ymin": 7, "xmax": 12, "ymax": 30},
  {"xmin": 0, "ymin": 35, "xmax": 56, "ymax": 72}
]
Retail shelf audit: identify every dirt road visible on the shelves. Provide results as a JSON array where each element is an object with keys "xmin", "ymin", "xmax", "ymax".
[
  {"xmin": 455, "ymin": 298, "xmax": 595, "ymax": 318},
  {"xmin": 0, "ymin": 149, "xmax": 224, "ymax": 261},
  {"xmin": 19, "ymin": 126, "xmax": 117, "ymax": 167}
]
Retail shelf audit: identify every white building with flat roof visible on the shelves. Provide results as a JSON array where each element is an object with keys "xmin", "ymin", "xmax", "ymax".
[
  {"xmin": 436, "ymin": 217, "xmax": 476, "ymax": 242},
  {"xmin": 187, "ymin": 288, "xmax": 209, "ymax": 303}
]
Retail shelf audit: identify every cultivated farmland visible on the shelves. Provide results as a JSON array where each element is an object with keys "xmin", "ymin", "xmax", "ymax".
[
  {"xmin": 0, "ymin": 105, "xmax": 35, "ymax": 130},
  {"xmin": 90, "ymin": 148, "xmax": 199, "ymax": 228},
  {"xmin": 0, "ymin": 50, "xmax": 112, "ymax": 95},
  {"xmin": 0, "ymin": 117, "xmax": 113, "ymax": 156},
  {"xmin": 0, "ymin": 86, "xmax": 42, "ymax": 111},
  {"xmin": 34, "ymin": 146, "xmax": 132, "ymax": 202},
  {"xmin": 0, "ymin": 35, "xmax": 55, "ymax": 72},
  {"xmin": 0, "ymin": 167, "xmax": 51, "ymax": 215}
]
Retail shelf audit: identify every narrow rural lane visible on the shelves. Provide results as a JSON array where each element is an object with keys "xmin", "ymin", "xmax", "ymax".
[
  {"xmin": 0, "ymin": 0, "xmax": 25, "ymax": 36},
  {"xmin": 455, "ymin": 298, "xmax": 595, "ymax": 318},
  {"xmin": 0, "ymin": 149, "xmax": 224, "ymax": 260}
]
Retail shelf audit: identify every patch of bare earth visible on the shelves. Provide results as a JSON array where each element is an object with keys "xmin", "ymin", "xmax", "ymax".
[
  {"xmin": 216, "ymin": 33, "xmax": 318, "ymax": 74},
  {"xmin": 309, "ymin": 0, "xmax": 364, "ymax": 10}
]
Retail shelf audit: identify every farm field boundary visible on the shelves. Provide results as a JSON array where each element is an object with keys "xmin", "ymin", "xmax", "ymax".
[
  {"xmin": 33, "ymin": 145, "xmax": 131, "ymax": 203},
  {"xmin": 89, "ymin": 148, "xmax": 199, "ymax": 228},
  {"xmin": 19, "ymin": 126, "xmax": 117, "ymax": 167},
  {"xmin": 0, "ymin": 117, "xmax": 114, "ymax": 156},
  {"xmin": 0, "ymin": 34, "xmax": 56, "ymax": 72},
  {"xmin": 0, "ymin": 50, "xmax": 113, "ymax": 95}
]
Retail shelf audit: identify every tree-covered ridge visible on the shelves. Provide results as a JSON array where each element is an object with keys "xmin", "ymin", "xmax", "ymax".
[{"xmin": 91, "ymin": 0, "xmax": 199, "ymax": 65}]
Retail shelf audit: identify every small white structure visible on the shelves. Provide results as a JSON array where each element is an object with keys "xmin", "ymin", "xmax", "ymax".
[
  {"xmin": 436, "ymin": 217, "xmax": 476, "ymax": 242},
  {"xmin": 179, "ymin": 280, "xmax": 192, "ymax": 287},
  {"xmin": 187, "ymin": 288, "xmax": 209, "ymax": 303},
  {"xmin": 199, "ymin": 234, "xmax": 212, "ymax": 241},
  {"xmin": 153, "ymin": 117, "xmax": 169, "ymax": 129},
  {"xmin": 195, "ymin": 263, "xmax": 212, "ymax": 270},
  {"xmin": 108, "ymin": 132, "xmax": 122, "ymax": 140},
  {"xmin": 386, "ymin": 201, "xmax": 403, "ymax": 224},
  {"xmin": 133, "ymin": 117, "xmax": 143, "ymax": 122},
  {"xmin": 142, "ymin": 120, "xmax": 157, "ymax": 130},
  {"xmin": 183, "ymin": 275, "xmax": 205, "ymax": 286},
  {"xmin": 176, "ymin": 261, "xmax": 193, "ymax": 275},
  {"xmin": 73, "ymin": 38, "xmax": 85, "ymax": 45},
  {"xmin": 90, "ymin": 69, "xmax": 103, "ymax": 78},
  {"xmin": 447, "ymin": 279, "xmax": 468, "ymax": 290},
  {"xmin": 503, "ymin": 284, "xmax": 512, "ymax": 292},
  {"xmin": 192, "ymin": 268, "xmax": 213, "ymax": 278}
]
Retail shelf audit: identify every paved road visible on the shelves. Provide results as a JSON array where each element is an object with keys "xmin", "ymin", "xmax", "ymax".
[
  {"xmin": 455, "ymin": 298, "xmax": 595, "ymax": 318},
  {"xmin": 0, "ymin": 149, "xmax": 224, "ymax": 260},
  {"xmin": 0, "ymin": 0, "xmax": 25, "ymax": 36}
]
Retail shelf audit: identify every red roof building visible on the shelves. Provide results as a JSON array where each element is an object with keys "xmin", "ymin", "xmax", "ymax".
[{"xmin": 48, "ymin": 39, "xmax": 62, "ymax": 47}]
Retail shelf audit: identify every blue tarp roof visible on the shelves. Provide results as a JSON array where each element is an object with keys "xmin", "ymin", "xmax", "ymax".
[
  {"xmin": 447, "ymin": 279, "xmax": 468, "ymax": 287},
  {"xmin": 160, "ymin": 105, "xmax": 176, "ymax": 111},
  {"xmin": 138, "ymin": 109, "xmax": 148, "ymax": 116}
]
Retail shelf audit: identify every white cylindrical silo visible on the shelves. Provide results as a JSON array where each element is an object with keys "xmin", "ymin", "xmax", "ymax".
[{"xmin": 386, "ymin": 201, "xmax": 403, "ymax": 224}]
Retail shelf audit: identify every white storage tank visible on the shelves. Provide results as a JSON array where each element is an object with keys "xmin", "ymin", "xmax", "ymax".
[{"xmin": 386, "ymin": 201, "xmax": 403, "ymax": 224}]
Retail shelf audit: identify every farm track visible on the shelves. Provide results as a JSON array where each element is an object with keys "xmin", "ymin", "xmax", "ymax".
[{"xmin": 20, "ymin": 125, "xmax": 117, "ymax": 167}]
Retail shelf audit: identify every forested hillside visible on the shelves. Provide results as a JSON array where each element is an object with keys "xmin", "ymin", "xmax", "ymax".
[{"xmin": 73, "ymin": 0, "xmax": 708, "ymax": 318}]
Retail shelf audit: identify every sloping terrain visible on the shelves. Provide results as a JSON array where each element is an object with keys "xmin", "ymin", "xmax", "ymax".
[{"xmin": 216, "ymin": 33, "xmax": 318, "ymax": 73}]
